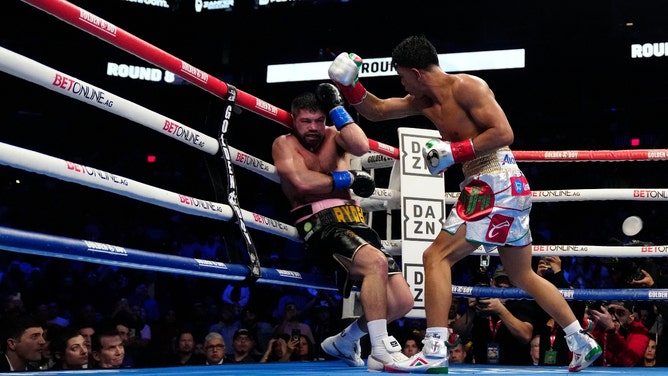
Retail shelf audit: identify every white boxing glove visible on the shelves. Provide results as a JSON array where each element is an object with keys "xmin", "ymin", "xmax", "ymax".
[
  {"xmin": 328, "ymin": 52, "xmax": 368, "ymax": 105},
  {"xmin": 422, "ymin": 138, "xmax": 476, "ymax": 175},
  {"xmin": 328, "ymin": 52, "xmax": 362, "ymax": 86}
]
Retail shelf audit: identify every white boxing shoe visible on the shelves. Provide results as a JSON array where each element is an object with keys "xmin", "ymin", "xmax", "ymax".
[{"xmin": 566, "ymin": 329, "xmax": 602, "ymax": 372}]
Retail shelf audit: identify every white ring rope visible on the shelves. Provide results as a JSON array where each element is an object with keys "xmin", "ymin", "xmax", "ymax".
[
  {"xmin": 446, "ymin": 189, "xmax": 668, "ymax": 203},
  {"xmin": 380, "ymin": 241, "xmax": 668, "ymax": 258},
  {"xmin": 0, "ymin": 46, "xmax": 281, "ymax": 185},
  {"xmin": 0, "ymin": 46, "xmax": 218, "ymax": 155},
  {"xmin": 0, "ymin": 141, "xmax": 299, "ymax": 242},
  {"xmin": 357, "ymin": 187, "xmax": 668, "ymax": 212}
]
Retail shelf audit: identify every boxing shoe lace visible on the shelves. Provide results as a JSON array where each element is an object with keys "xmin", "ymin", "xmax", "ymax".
[{"xmin": 423, "ymin": 330, "xmax": 461, "ymax": 357}]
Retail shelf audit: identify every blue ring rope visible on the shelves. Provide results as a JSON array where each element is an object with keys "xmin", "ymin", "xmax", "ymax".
[{"xmin": 0, "ymin": 225, "xmax": 336, "ymax": 291}]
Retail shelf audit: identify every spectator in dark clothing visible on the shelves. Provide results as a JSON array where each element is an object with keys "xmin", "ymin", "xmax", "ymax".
[
  {"xmin": 167, "ymin": 330, "xmax": 206, "ymax": 366},
  {"xmin": 203, "ymin": 332, "xmax": 226, "ymax": 365},
  {"xmin": 90, "ymin": 325, "xmax": 125, "ymax": 369},
  {"xmin": 225, "ymin": 328, "xmax": 259, "ymax": 364},
  {"xmin": 0, "ymin": 314, "xmax": 45, "ymax": 371},
  {"xmin": 532, "ymin": 256, "xmax": 581, "ymax": 366},
  {"xmin": 207, "ymin": 303, "xmax": 240, "ymax": 356},
  {"xmin": 239, "ymin": 305, "xmax": 273, "ymax": 354},
  {"xmin": 470, "ymin": 266, "xmax": 537, "ymax": 365},
  {"xmin": 49, "ymin": 326, "xmax": 88, "ymax": 370}
]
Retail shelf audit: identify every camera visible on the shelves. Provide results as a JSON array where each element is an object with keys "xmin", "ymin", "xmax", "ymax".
[
  {"xmin": 474, "ymin": 268, "xmax": 490, "ymax": 287},
  {"xmin": 291, "ymin": 328, "xmax": 301, "ymax": 342},
  {"xmin": 601, "ymin": 253, "xmax": 651, "ymax": 286},
  {"xmin": 585, "ymin": 300, "xmax": 608, "ymax": 312}
]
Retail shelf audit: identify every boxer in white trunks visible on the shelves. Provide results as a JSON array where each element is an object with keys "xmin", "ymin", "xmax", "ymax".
[{"xmin": 327, "ymin": 35, "xmax": 601, "ymax": 373}]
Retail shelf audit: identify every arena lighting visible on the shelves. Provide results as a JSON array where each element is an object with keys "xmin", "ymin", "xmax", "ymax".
[{"xmin": 266, "ymin": 48, "xmax": 525, "ymax": 83}]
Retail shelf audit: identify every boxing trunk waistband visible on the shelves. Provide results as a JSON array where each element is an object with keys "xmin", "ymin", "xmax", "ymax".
[
  {"xmin": 462, "ymin": 146, "xmax": 520, "ymax": 177},
  {"xmin": 291, "ymin": 199, "xmax": 365, "ymax": 240}
]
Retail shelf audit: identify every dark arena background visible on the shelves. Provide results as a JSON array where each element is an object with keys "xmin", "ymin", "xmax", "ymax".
[{"xmin": 1, "ymin": 0, "xmax": 668, "ymax": 375}]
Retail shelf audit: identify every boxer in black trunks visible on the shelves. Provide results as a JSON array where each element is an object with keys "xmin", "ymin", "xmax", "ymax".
[{"xmin": 272, "ymin": 84, "xmax": 413, "ymax": 371}]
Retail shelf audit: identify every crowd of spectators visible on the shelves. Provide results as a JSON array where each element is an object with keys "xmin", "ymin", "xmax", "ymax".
[
  {"xmin": 0, "ymin": 252, "xmax": 351, "ymax": 370},
  {"xmin": 0, "ymin": 161, "xmax": 666, "ymax": 369},
  {"xmin": 444, "ymin": 255, "xmax": 667, "ymax": 368},
  {"xmin": 1, "ymin": 246, "xmax": 666, "ymax": 370}
]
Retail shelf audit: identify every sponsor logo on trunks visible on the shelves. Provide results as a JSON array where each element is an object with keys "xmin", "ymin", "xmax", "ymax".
[
  {"xmin": 332, "ymin": 205, "xmax": 365, "ymax": 223},
  {"xmin": 486, "ymin": 214, "xmax": 514, "ymax": 243},
  {"xmin": 501, "ymin": 153, "xmax": 516, "ymax": 165},
  {"xmin": 510, "ymin": 176, "xmax": 531, "ymax": 196},
  {"xmin": 456, "ymin": 180, "xmax": 494, "ymax": 221},
  {"xmin": 300, "ymin": 205, "xmax": 365, "ymax": 239}
]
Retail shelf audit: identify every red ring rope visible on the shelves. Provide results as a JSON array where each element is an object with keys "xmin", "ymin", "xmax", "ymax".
[{"xmin": 21, "ymin": 0, "xmax": 400, "ymax": 159}]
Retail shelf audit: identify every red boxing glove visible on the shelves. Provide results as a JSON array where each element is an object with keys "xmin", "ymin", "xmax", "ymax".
[{"xmin": 334, "ymin": 82, "xmax": 367, "ymax": 106}]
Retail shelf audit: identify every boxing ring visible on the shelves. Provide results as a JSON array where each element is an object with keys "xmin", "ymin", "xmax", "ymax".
[
  {"xmin": 12, "ymin": 362, "xmax": 668, "ymax": 376},
  {"xmin": 1, "ymin": 0, "xmax": 667, "ymax": 374}
]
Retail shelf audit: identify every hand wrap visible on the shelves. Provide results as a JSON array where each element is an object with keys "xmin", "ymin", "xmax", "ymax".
[
  {"xmin": 422, "ymin": 138, "xmax": 476, "ymax": 176},
  {"xmin": 315, "ymin": 83, "xmax": 353, "ymax": 130},
  {"xmin": 330, "ymin": 170, "xmax": 375, "ymax": 198}
]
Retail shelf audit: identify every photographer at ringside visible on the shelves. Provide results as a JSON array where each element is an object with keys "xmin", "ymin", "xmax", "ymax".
[
  {"xmin": 586, "ymin": 301, "xmax": 649, "ymax": 367},
  {"xmin": 468, "ymin": 266, "xmax": 538, "ymax": 365},
  {"xmin": 604, "ymin": 237, "xmax": 663, "ymax": 336},
  {"xmin": 621, "ymin": 256, "xmax": 668, "ymax": 366},
  {"xmin": 531, "ymin": 256, "xmax": 586, "ymax": 366}
]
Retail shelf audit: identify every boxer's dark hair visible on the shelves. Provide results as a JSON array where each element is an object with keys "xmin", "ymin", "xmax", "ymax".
[
  {"xmin": 0, "ymin": 314, "xmax": 43, "ymax": 352},
  {"xmin": 391, "ymin": 35, "xmax": 439, "ymax": 70},
  {"xmin": 291, "ymin": 91, "xmax": 322, "ymax": 117}
]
